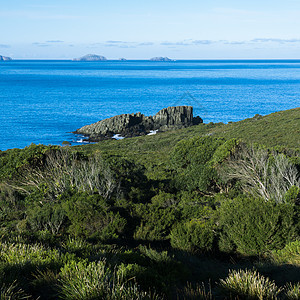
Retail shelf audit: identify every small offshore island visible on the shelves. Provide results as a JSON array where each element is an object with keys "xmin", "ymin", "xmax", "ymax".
[
  {"xmin": 72, "ymin": 54, "xmax": 174, "ymax": 61},
  {"xmin": 0, "ymin": 55, "xmax": 12, "ymax": 61},
  {"xmin": 73, "ymin": 54, "xmax": 107, "ymax": 61},
  {"xmin": 74, "ymin": 106, "xmax": 203, "ymax": 142}
]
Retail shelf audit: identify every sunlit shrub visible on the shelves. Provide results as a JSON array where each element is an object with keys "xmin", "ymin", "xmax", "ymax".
[
  {"xmin": 218, "ymin": 196, "xmax": 296, "ymax": 256},
  {"xmin": 0, "ymin": 242, "xmax": 60, "ymax": 267},
  {"xmin": 59, "ymin": 259, "xmax": 161, "ymax": 300},
  {"xmin": 170, "ymin": 136, "xmax": 225, "ymax": 192},
  {"xmin": 219, "ymin": 269, "xmax": 281, "ymax": 299},
  {"xmin": 272, "ymin": 240, "xmax": 300, "ymax": 266}
]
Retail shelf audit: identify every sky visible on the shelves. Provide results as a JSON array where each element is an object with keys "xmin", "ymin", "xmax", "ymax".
[{"xmin": 1, "ymin": 0, "xmax": 300, "ymax": 59}]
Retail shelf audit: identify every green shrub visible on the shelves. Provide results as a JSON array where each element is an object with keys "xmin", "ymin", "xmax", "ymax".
[
  {"xmin": 219, "ymin": 269, "xmax": 281, "ymax": 299},
  {"xmin": 178, "ymin": 191, "xmax": 216, "ymax": 222},
  {"xmin": 272, "ymin": 240, "xmax": 300, "ymax": 266},
  {"xmin": 170, "ymin": 219, "xmax": 214, "ymax": 253},
  {"xmin": 134, "ymin": 203, "xmax": 179, "ymax": 241},
  {"xmin": 26, "ymin": 201, "xmax": 66, "ymax": 235},
  {"xmin": 218, "ymin": 196, "xmax": 296, "ymax": 256},
  {"xmin": 170, "ymin": 136, "xmax": 225, "ymax": 192},
  {"xmin": 63, "ymin": 193, "xmax": 126, "ymax": 240}
]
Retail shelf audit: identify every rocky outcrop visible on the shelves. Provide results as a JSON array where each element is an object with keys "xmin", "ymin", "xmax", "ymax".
[
  {"xmin": 0, "ymin": 55, "xmax": 12, "ymax": 61},
  {"xmin": 73, "ymin": 54, "xmax": 107, "ymax": 61},
  {"xmin": 150, "ymin": 57, "xmax": 173, "ymax": 61},
  {"xmin": 75, "ymin": 106, "xmax": 203, "ymax": 141}
]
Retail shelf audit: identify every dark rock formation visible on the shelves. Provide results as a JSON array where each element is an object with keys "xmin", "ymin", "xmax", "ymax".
[
  {"xmin": 150, "ymin": 57, "xmax": 173, "ymax": 61},
  {"xmin": 0, "ymin": 55, "xmax": 12, "ymax": 61},
  {"xmin": 73, "ymin": 54, "xmax": 107, "ymax": 61},
  {"xmin": 75, "ymin": 106, "xmax": 203, "ymax": 141}
]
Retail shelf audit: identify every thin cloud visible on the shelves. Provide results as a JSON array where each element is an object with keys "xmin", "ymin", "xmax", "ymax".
[
  {"xmin": 0, "ymin": 44, "xmax": 10, "ymax": 48},
  {"xmin": 224, "ymin": 41, "xmax": 248, "ymax": 45},
  {"xmin": 251, "ymin": 38, "xmax": 300, "ymax": 43},
  {"xmin": 46, "ymin": 40, "xmax": 64, "ymax": 43},
  {"xmin": 160, "ymin": 41, "xmax": 191, "ymax": 46},
  {"xmin": 138, "ymin": 42, "xmax": 154, "ymax": 46},
  {"xmin": 32, "ymin": 42, "xmax": 50, "ymax": 47},
  {"xmin": 192, "ymin": 40, "xmax": 215, "ymax": 45}
]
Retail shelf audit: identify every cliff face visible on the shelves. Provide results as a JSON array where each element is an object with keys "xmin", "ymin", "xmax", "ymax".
[{"xmin": 75, "ymin": 106, "xmax": 203, "ymax": 141}]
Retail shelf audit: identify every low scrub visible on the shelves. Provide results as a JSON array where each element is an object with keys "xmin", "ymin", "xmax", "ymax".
[{"xmin": 219, "ymin": 269, "xmax": 281, "ymax": 299}]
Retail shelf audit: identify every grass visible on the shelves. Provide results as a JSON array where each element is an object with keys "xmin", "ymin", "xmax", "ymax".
[{"xmin": 219, "ymin": 269, "xmax": 281, "ymax": 299}]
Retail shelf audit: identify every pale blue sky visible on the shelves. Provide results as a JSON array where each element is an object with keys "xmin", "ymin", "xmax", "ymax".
[{"xmin": 1, "ymin": 0, "xmax": 300, "ymax": 59}]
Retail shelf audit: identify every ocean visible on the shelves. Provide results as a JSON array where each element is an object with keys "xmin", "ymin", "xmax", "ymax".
[{"xmin": 0, "ymin": 60, "xmax": 299, "ymax": 151}]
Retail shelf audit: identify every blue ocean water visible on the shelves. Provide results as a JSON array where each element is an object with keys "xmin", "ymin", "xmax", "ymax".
[{"xmin": 0, "ymin": 60, "xmax": 300, "ymax": 151}]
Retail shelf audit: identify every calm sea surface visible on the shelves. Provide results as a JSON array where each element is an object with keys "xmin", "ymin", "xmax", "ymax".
[{"xmin": 0, "ymin": 60, "xmax": 300, "ymax": 151}]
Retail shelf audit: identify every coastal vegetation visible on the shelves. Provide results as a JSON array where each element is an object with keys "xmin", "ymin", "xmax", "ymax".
[{"xmin": 0, "ymin": 108, "xmax": 299, "ymax": 299}]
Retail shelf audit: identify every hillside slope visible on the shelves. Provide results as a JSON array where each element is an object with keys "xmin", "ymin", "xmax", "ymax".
[{"xmin": 78, "ymin": 107, "xmax": 300, "ymax": 168}]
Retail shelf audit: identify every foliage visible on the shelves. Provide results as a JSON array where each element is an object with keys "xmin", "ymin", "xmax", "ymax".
[
  {"xmin": 219, "ymin": 269, "xmax": 281, "ymax": 299},
  {"xmin": 0, "ymin": 242, "xmax": 60, "ymax": 267},
  {"xmin": 63, "ymin": 193, "xmax": 126, "ymax": 240},
  {"xmin": 59, "ymin": 259, "xmax": 162, "ymax": 300},
  {"xmin": 134, "ymin": 201, "xmax": 179, "ymax": 241},
  {"xmin": 218, "ymin": 196, "xmax": 296, "ymax": 255},
  {"xmin": 0, "ymin": 280, "xmax": 30, "ymax": 300},
  {"xmin": 285, "ymin": 282, "xmax": 300, "ymax": 299},
  {"xmin": 220, "ymin": 144, "xmax": 300, "ymax": 203},
  {"xmin": 18, "ymin": 148, "xmax": 120, "ymax": 201},
  {"xmin": 170, "ymin": 219, "xmax": 215, "ymax": 253},
  {"xmin": 0, "ymin": 109, "xmax": 299, "ymax": 299},
  {"xmin": 170, "ymin": 136, "xmax": 225, "ymax": 192},
  {"xmin": 271, "ymin": 240, "xmax": 300, "ymax": 266},
  {"xmin": 178, "ymin": 282, "xmax": 213, "ymax": 300}
]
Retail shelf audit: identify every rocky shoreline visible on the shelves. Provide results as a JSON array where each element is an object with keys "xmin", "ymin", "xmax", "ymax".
[{"xmin": 74, "ymin": 106, "xmax": 203, "ymax": 142}]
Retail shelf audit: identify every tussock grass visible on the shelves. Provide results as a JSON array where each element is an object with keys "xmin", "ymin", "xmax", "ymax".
[
  {"xmin": 219, "ymin": 269, "xmax": 281, "ymax": 299},
  {"xmin": 285, "ymin": 282, "xmax": 300, "ymax": 299}
]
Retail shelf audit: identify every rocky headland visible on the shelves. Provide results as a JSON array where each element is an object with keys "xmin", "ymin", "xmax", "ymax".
[
  {"xmin": 74, "ymin": 106, "xmax": 203, "ymax": 142},
  {"xmin": 150, "ymin": 57, "xmax": 173, "ymax": 61},
  {"xmin": 73, "ymin": 54, "xmax": 107, "ymax": 61},
  {"xmin": 0, "ymin": 55, "xmax": 12, "ymax": 61}
]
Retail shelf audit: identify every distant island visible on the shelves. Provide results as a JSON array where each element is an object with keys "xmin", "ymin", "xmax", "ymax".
[
  {"xmin": 73, "ymin": 54, "xmax": 107, "ymax": 61},
  {"xmin": 150, "ymin": 57, "xmax": 173, "ymax": 61},
  {"xmin": 119, "ymin": 58, "xmax": 127, "ymax": 61},
  {"xmin": 0, "ymin": 55, "xmax": 12, "ymax": 61}
]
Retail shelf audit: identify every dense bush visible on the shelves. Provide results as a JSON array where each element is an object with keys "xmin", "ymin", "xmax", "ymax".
[
  {"xmin": 170, "ymin": 219, "xmax": 215, "ymax": 253},
  {"xmin": 272, "ymin": 240, "xmax": 300, "ymax": 266},
  {"xmin": 63, "ymin": 193, "xmax": 127, "ymax": 240},
  {"xmin": 218, "ymin": 196, "xmax": 297, "ymax": 255},
  {"xmin": 170, "ymin": 136, "xmax": 225, "ymax": 192}
]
